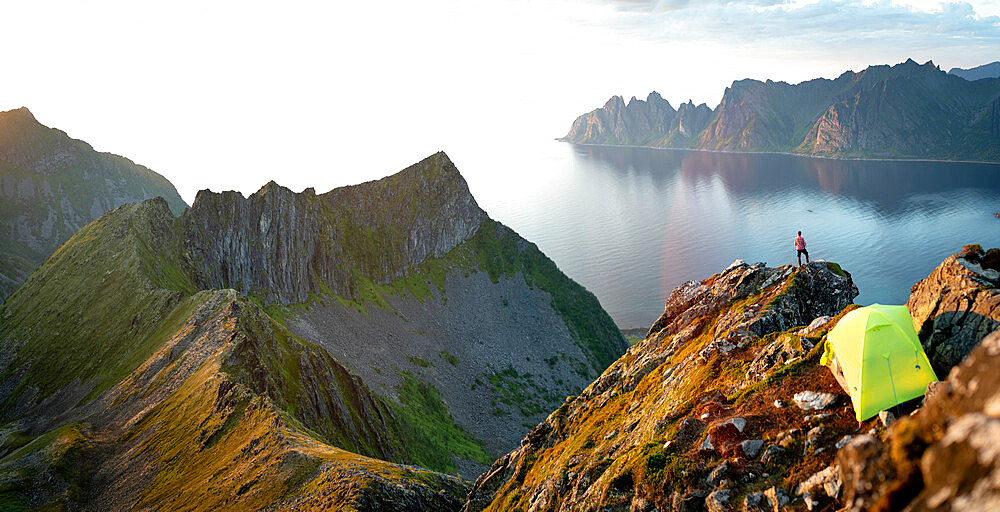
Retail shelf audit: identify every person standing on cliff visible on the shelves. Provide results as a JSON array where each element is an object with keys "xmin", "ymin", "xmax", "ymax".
[{"xmin": 795, "ymin": 231, "xmax": 809, "ymax": 266}]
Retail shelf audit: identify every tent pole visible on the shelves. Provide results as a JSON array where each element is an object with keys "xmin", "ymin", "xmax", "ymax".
[{"xmin": 885, "ymin": 356, "xmax": 902, "ymax": 421}]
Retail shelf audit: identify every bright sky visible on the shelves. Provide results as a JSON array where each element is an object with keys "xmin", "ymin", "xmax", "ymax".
[{"xmin": 1, "ymin": 0, "xmax": 998, "ymax": 204}]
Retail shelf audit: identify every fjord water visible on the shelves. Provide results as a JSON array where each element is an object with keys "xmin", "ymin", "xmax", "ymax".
[{"xmin": 465, "ymin": 142, "xmax": 1000, "ymax": 329}]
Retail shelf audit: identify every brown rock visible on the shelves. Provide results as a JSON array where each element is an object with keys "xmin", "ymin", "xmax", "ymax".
[{"xmin": 906, "ymin": 252, "xmax": 1000, "ymax": 376}]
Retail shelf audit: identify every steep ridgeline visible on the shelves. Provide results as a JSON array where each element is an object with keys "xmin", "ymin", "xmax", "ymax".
[
  {"xmin": 564, "ymin": 92, "xmax": 713, "ymax": 147},
  {"xmin": 0, "ymin": 199, "xmax": 463, "ymax": 511},
  {"xmin": 464, "ymin": 260, "xmax": 860, "ymax": 511},
  {"xmin": 949, "ymin": 61, "xmax": 1000, "ymax": 81},
  {"xmin": 0, "ymin": 152, "xmax": 626, "ymax": 510},
  {"xmin": 0, "ymin": 107, "xmax": 187, "ymax": 301},
  {"xmin": 183, "ymin": 152, "xmax": 626, "ymax": 465},
  {"xmin": 563, "ymin": 59, "xmax": 1000, "ymax": 161}
]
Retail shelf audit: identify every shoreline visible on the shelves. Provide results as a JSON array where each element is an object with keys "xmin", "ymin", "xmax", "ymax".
[{"xmin": 554, "ymin": 139, "xmax": 1000, "ymax": 166}]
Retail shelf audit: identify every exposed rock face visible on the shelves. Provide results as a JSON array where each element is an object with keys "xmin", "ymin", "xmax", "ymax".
[
  {"xmin": 287, "ymin": 269, "xmax": 598, "ymax": 459},
  {"xmin": 463, "ymin": 260, "xmax": 859, "ymax": 511},
  {"xmin": 0, "ymin": 199, "xmax": 465, "ymax": 511},
  {"xmin": 180, "ymin": 153, "xmax": 625, "ymax": 467},
  {"xmin": 563, "ymin": 59, "xmax": 1000, "ymax": 161},
  {"xmin": 564, "ymin": 92, "xmax": 712, "ymax": 147},
  {"xmin": 837, "ymin": 329, "xmax": 1000, "ymax": 511},
  {"xmin": 183, "ymin": 151, "xmax": 484, "ymax": 305},
  {"xmin": 646, "ymin": 261, "xmax": 857, "ymax": 341},
  {"xmin": 906, "ymin": 247, "xmax": 1000, "ymax": 376},
  {"xmin": 0, "ymin": 107, "xmax": 187, "ymax": 301},
  {"xmin": 0, "ymin": 151, "xmax": 628, "ymax": 509}
]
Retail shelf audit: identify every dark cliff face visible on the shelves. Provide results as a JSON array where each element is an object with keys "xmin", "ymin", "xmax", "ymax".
[
  {"xmin": 564, "ymin": 92, "xmax": 681, "ymax": 145},
  {"xmin": 0, "ymin": 107, "xmax": 187, "ymax": 301},
  {"xmin": 563, "ymin": 59, "xmax": 1000, "ymax": 161},
  {"xmin": 0, "ymin": 197, "xmax": 469, "ymax": 511},
  {"xmin": 463, "ymin": 260, "xmax": 859, "ymax": 512},
  {"xmin": 182, "ymin": 151, "xmax": 485, "ymax": 305},
  {"xmin": 906, "ymin": 246, "xmax": 1000, "ymax": 376}
]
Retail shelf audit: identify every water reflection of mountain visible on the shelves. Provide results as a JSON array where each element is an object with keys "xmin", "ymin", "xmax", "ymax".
[{"xmin": 572, "ymin": 144, "xmax": 1000, "ymax": 215}]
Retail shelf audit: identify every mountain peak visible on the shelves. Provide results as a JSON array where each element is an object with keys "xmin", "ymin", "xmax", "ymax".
[
  {"xmin": 255, "ymin": 180, "xmax": 293, "ymax": 198},
  {"xmin": 603, "ymin": 95, "xmax": 626, "ymax": 110},
  {"xmin": 0, "ymin": 106, "xmax": 37, "ymax": 122},
  {"xmin": 948, "ymin": 61, "xmax": 1000, "ymax": 81}
]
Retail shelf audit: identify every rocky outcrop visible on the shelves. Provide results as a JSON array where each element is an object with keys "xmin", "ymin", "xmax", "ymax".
[
  {"xmin": 564, "ymin": 92, "xmax": 713, "ymax": 147},
  {"xmin": 906, "ymin": 245, "xmax": 1000, "ymax": 376},
  {"xmin": 0, "ymin": 107, "xmax": 187, "ymax": 301},
  {"xmin": 837, "ymin": 328, "xmax": 1000, "ymax": 511},
  {"xmin": 182, "ymin": 151, "xmax": 484, "ymax": 305},
  {"xmin": 562, "ymin": 59, "xmax": 1000, "ymax": 162},
  {"xmin": 646, "ymin": 260, "xmax": 857, "ymax": 341},
  {"xmin": 463, "ymin": 260, "xmax": 859, "ymax": 511}
]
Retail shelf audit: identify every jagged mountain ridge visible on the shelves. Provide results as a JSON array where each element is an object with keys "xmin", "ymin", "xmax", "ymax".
[
  {"xmin": 0, "ymin": 152, "xmax": 627, "ymax": 510},
  {"xmin": 0, "ymin": 107, "xmax": 187, "ymax": 301},
  {"xmin": 1, "ymin": 199, "xmax": 463, "ymax": 511},
  {"xmin": 180, "ymin": 152, "xmax": 626, "ymax": 460},
  {"xmin": 949, "ymin": 61, "xmax": 1000, "ymax": 81},
  {"xmin": 563, "ymin": 59, "xmax": 1000, "ymax": 161}
]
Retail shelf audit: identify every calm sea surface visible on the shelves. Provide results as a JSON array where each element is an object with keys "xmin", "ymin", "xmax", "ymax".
[{"xmin": 462, "ymin": 142, "xmax": 1000, "ymax": 329}]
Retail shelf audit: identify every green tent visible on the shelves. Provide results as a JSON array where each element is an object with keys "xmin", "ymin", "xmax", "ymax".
[{"xmin": 820, "ymin": 304, "xmax": 938, "ymax": 421}]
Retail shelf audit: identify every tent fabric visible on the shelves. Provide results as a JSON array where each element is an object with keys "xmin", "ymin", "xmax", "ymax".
[{"xmin": 820, "ymin": 304, "xmax": 938, "ymax": 421}]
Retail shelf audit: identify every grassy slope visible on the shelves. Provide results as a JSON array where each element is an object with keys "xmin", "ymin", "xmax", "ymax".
[
  {"xmin": 0, "ymin": 108, "xmax": 187, "ymax": 301},
  {"xmin": 483, "ymin": 265, "xmax": 869, "ymax": 511},
  {"xmin": 0, "ymin": 193, "xmax": 487, "ymax": 509},
  {"xmin": 0, "ymin": 199, "xmax": 196, "ymax": 410},
  {"xmin": 1, "ymin": 293, "xmax": 468, "ymax": 511}
]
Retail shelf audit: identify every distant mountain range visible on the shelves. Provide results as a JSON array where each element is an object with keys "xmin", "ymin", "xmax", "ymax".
[
  {"xmin": 949, "ymin": 61, "xmax": 1000, "ymax": 81},
  {"xmin": 0, "ymin": 107, "xmax": 187, "ymax": 301},
  {"xmin": 562, "ymin": 59, "xmax": 1000, "ymax": 162}
]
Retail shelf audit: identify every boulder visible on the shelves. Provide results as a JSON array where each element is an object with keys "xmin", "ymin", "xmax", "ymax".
[
  {"xmin": 797, "ymin": 315, "xmax": 833, "ymax": 337},
  {"xmin": 907, "ymin": 251, "xmax": 1000, "ymax": 375},
  {"xmin": 797, "ymin": 466, "xmax": 841, "ymax": 510},
  {"xmin": 740, "ymin": 440, "xmax": 764, "ymax": 459},
  {"xmin": 763, "ymin": 487, "xmax": 790, "ymax": 511},
  {"xmin": 707, "ymin": 461, "xmax": 733, "ymax": 487},
  {"xmin": 793, "ymin": 391, "xmax": 837, "ymax": 411},
  {"xmin": 706, "ymin": 489, "xmax": 733, "ymax": 512},
  {"xmin": 742, "ymin": 492, "xmax": 769, "ymax": 512},
  {"xmin": 760, "ymin": 445, "xmax": 784, "ymax": 464},
  {"xmin": 723, "ymin": 417, "xmax": 747, "ymax": 433}
]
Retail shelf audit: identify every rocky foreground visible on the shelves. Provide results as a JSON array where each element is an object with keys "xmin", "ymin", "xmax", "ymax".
[{"xmin": 464, "ymin": 247, "xmax": 1000, "ymax": 511}]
